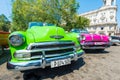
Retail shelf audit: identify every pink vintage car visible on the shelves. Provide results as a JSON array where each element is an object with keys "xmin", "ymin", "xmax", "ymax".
[{"xmin": 71, "ymin": 29, "xmax": 111, "ymax": 51}]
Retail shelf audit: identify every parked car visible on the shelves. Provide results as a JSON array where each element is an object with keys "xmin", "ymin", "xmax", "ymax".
[
  {"xmin": 71, "ymin": 29, "xmax": 111, "ymax": 51},
  {"xmin": 7, "ymin": 22, "xmax": 84, "ymax": 71},
  {"xmin": 0, "ymin": 31, "xmax": 10, "ymax": 54},
  {"xmin": 110, "ymin": 36, "xmax": 120, "ymax": 45}
]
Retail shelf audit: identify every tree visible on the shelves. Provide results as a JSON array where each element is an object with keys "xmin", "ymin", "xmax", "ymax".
[
  {"xmin": 11, "ymin": 0, "xmax": 90, "ymax": 31},
  {"xmin": 0, "ymin": 14, "xmax": 10, "ymax": 32}
]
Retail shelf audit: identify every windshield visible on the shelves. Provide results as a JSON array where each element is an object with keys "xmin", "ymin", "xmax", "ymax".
[
  {"xmin": 71, "ymin": 29, "xmax": 89, "ymax": 34},
  {"xmin": 28, "ymin": 22, "xmax": 54, "ymax": 28}
]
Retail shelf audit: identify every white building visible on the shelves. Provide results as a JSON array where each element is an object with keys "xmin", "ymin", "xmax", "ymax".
[{"xmin": 79, "ymin": 0, "xmax": 117, "ymax": 36}]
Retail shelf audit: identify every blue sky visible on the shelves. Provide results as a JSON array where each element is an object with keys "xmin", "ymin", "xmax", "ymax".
[
  {"xmin": 0, "ymin": 0, "xmax": 120, "ymax": 26},
  {"xmin": 0, "ymin": 0, "xmax": 12, "ymax": 20}
]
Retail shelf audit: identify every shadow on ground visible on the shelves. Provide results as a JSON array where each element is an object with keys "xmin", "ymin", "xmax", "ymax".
[
  {"xmin": 0, "ymin": 49, "xmax": 10, "ymax": 65},
  {"xmin": 84, "ymin": 49, "xmax": 110, "ymax": 54},
  {"xmin": 23, "ymin": 58, "xmax": 85, "ymax": 80}
]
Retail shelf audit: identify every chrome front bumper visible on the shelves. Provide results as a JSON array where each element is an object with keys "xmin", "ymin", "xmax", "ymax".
[
  {"xmin": 7, "ymin": 51, "xmax": 84, "ymax": 71},
  {"xmin": 82, "ymin": 46, "xmax": 109, "ymax": 49},
  {"xmin": 81, "ymin": 43, "xmax": 111, "ymax": 49}
]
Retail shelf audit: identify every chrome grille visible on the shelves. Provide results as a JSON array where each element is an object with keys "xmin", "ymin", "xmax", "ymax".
[
  {"xmin": 27, "ymin": 41, "xmax": 74, "ymax": 50},
  {"xmin": 45, "ymin": 48, "xmax": 74, "ymax": 55},
  {"xmin": 27, "ymin": 41, "xmax": 75, "ymax": 59}
]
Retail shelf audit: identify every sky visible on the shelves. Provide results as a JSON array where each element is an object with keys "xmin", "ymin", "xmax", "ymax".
[
  {"xmin": 0, "ymin": 0, "xmax": 120, "ymax": 26},
  {"xmin": 0, "ymin": 0, "xmax": 12, "ymax": 20}
]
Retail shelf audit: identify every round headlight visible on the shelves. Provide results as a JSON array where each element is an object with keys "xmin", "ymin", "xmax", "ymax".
[
  {"xmin": 9, "ymin": 34, "xmax": 25, "ymax": 46},
  {"xmin": 82, "ymin": 36, "xmax": 86, "ymax": 40}
]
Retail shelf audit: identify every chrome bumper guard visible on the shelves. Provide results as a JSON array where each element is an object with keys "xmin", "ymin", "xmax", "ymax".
[
  {"xmin": 81, "ymin": 43, "xmax": 111, "ymax": 49},
  {"xmin": 7, "ymin": 51, "xmax": 84, "ymax": 71}
]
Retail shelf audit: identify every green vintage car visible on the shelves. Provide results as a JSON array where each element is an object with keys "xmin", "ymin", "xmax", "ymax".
[{"xmin": 7, "ymin": 22, "xmax": 84, "ymax": 71}]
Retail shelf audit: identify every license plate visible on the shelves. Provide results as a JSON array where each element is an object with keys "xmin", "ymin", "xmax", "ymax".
[
  {"xmin": 51, "ymin": 58, "xmax": 71, "ymax": 68},
  {"xmin": 95, "ymin": 42, "xmax": 103, "ymax": 45}
]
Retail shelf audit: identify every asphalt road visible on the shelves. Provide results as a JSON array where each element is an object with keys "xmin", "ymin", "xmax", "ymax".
[{"xmin": 0, "ymin": 46, "xmax": 120, "ymax": 80}]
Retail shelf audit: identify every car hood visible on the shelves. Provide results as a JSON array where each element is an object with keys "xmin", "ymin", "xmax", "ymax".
[
  {"xmin": 81, "ymin": 33, "xmax": 109, "ymax": 42},
  {"xmin": 26, "ymin": 26, "xmax": 68, "ymax": 43}
]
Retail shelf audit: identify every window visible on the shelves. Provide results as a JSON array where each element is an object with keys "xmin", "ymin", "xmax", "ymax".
[
  {"xmin": 109, "ymin": 26, "xmax": 112, "ymax": 30},
  {"xmin": 110, "ymin": 11, "xmax": 114, "ymax": 14},
  {"xmin": 93, "ymin": 18, "xmax": 97, "ymax": 23},
  {"xmin": 93, "ymin": 27, "xmax": 96, "ymax": 30},
  {"xmin": 101, "ymin": 27, "xmax": 104, "ymax": 30}
]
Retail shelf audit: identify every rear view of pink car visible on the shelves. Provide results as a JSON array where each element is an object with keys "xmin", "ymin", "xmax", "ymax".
[{"xmin": 71, "ymin": 29, "xmax": 111, "ymax": 51}]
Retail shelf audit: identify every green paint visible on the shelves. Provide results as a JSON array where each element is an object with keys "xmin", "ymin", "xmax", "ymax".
[{"xmin": 9, "ymin": 25, "xmax": 83, "ymax": 62}]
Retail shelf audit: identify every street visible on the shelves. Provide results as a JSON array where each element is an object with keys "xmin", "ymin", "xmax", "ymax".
[{"xmin": 0, "ymin": 46, "xmax": 120, "ymax": 80}]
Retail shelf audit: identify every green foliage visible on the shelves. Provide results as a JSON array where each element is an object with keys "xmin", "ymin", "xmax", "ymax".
[
  {"xmin": 0, "ymin": 14, "xmax": 10, "ymax": 32},
  {"xmin": 11, "ymin": 0, "xmax": 90, "ymax": 31}
]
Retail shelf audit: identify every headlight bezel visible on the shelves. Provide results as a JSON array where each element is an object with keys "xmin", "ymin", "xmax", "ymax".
[
  {"xmin": 9, "ymin": 34, "xmax": 25, "ymax": 47},
  {"xmin": 77, "ymin": 35, "xmax": 86, "ymax": 41}
]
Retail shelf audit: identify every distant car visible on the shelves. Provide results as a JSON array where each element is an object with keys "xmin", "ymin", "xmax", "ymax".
[
  {"xmin": 0, "ymin": 31, "xmax": 10, "ymax": 46},
  {"xmin": 7, "ymin": 22, "xmax": 84, "ymax": 71},
  {"xmin": 71, "ymin": 29, "xmax": 111, "ymax": 51},
  {"xmin": 110, "ymin": 36, "xmax": 120, "ymax": 45}
]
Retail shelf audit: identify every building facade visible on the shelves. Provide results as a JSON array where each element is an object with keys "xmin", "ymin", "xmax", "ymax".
[{"xmin": 79, "ymin": 0, "xmax": 117, "ymax": 36}]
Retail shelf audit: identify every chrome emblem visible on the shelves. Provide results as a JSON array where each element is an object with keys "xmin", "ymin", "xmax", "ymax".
[{"xmin": 50, "ymin": 35, "xmax": 64, "ymax": 39}]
